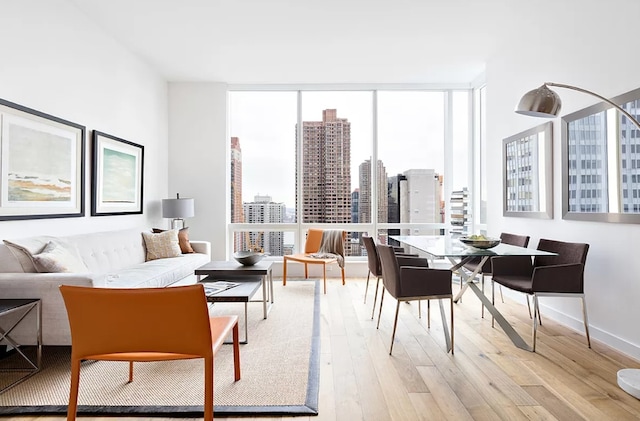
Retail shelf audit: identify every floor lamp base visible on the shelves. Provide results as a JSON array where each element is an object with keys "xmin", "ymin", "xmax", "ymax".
[{"xmin": 618, "ymin": 369, "xmax": 640, "ymax": 399}]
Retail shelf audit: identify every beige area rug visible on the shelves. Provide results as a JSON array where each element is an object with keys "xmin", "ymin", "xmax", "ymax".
[{"xmin": 0, "ymin": 280, "xmax": 320, "ymax": 417}]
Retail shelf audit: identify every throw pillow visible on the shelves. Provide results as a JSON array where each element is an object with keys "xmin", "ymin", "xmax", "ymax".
[
  {"xmin": 32, "ymin": 241, "xmax": 89, "ymax": 273},
  {"xmin": 142, "ymin": 230, "xmax": 182, "ymax": 261},
  {"xmin": 152, "ymin": 227, "xmax": 195, "ymax": 254},
  {"xmin": 3, "ymin": 236, "xmax": 56, "ymax": 273}
]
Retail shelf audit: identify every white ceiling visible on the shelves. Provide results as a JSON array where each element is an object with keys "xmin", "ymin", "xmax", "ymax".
[{"xmin": 70, "ymin": 0, "xmax": 523, "ymax": 85}]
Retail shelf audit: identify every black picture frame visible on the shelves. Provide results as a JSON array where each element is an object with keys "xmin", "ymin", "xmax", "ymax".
[
  {"xmin": 0, "ymin": 98, "xmax": 85, "ymax": 221},
  {"xmin": 91, "ymin": 130, "xmax": 144, "ymax": 216}
]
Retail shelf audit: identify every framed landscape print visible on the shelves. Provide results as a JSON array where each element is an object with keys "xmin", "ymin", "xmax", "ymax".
[
  {"xmin": 0, "ymin": 98, "xmax": 85, "ymax": 220},
  {"xmin": 91, "ymin": 131, "xmax": 144, "ymax": 216}
]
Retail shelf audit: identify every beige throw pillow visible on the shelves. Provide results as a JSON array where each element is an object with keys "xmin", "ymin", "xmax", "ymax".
[
  {"xmin": 151, "ymin": 227, "xmax": 195, "ymax": 254},
  {"xmin": 32, "ymin": 241, "xmax": 89, "ymax": 273},
  {"xmin": 142, "ymin": 230, "xmax": 182, "ymax": 261}
]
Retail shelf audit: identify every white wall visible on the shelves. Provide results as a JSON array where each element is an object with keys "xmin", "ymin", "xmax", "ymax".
[
  {"xmin": 486, "ymin": 0, "xmax": 640, "ymax": 358},
  {"xmin": 168, "ymin": 83, "xmax": 229, "ymax": 260},
  {"xmin": 0, "ymin": 0, "xmax": 169, "ymax": 240}
]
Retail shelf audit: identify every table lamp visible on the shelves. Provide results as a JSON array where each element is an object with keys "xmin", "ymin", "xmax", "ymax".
[
  {"xmin": 515, "ymin": 82, "xmax": 640, "ymax": 399},
  {"xmin": 161, "ymin": 193, "xmax": 194, "ymax": 230}
]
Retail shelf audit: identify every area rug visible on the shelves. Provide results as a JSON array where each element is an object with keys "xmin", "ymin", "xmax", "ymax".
[{"xmin": 0, "ymin": 280, "xmax": 320, "ymax": 417}]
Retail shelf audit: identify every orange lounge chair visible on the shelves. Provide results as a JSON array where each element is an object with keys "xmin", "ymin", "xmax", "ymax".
[
  {"xmin": 59, "ymin": 284, "xmax": 240, "ymax": 421},
  {"xmin": 282, "ymin": 228, "xmax": 346, "ymax": 294}
]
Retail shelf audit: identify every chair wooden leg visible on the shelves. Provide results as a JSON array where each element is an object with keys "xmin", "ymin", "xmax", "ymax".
[
  {"xmin": 341, "ymin": 267, "xmax": 345, "ymax": 285},
  {"xmin": 390, "ymin": 301, "xmax": 401, "ymax": 355},
  {"xmin": 376, "ymin": 288, "xmax": 385, "ymax": 329},
  {"xmin": 371, "ymin": 277, "xmax": 381, "ymax": 320},
  {"xmin": 67, "ymin": 358, "xmax": 81, "ymax": 421},
  {"xmin": 582, "ymin": 296, "xmax": 591, "ymax": 348},
  {"xmin": 323, "ymin": 264, "xmax": 327, "ymax": 294},
  {"xmin": 232, "ymin": 321, "xmax": 241, "ymax": 381},
  {"xmin": 128, "ymin": 361, "xmax": 134, "ymax": 383},
  {"xmin": 364, "ymin": 271, "xmax": 371, "ymax": 303},
  {"xmin": 304, "ymin": 263, "xmax": 309, "ymax": 279},
  {"xmin": 282, "ymin": 258, "xmax": 288, "ymax": 286},
  {"xmin": 204, "ymin": 356, "xmax": 214, "ymax": 421}
]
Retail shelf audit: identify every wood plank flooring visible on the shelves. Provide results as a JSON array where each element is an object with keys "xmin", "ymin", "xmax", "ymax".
[{"xmin": 8, "ymin": 278, "xmax": 640, "ymax": 421}]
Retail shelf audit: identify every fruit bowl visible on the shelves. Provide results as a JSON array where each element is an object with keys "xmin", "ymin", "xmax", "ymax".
[
  {"xmin": 233, "ymin": 251, "xmax": 266, "ymax": 266},
  {"xmin": 459, "ymin": 236, "xmax": 501, "ymax": 249}
]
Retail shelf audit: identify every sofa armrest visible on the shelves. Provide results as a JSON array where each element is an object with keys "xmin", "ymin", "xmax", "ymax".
[{"xmin": 190, "ymin": 240, "xmax": 211, "ymax": 259}]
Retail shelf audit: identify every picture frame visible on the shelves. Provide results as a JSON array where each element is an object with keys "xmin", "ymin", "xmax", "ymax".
[
  {"xmin": 503, "ymin": 121, "xmax": 553, "ymax": 219},
  {"xmin": 91, "ymin": 130, "xmax": 144, "ymax": 216},
  {"xmin": 0, "ymin": 98, "xmax": 85, "ymax": 220}
]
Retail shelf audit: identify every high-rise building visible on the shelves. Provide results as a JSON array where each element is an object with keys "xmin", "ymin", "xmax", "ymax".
[
  {"xmin": 230, "ymin": 137, "xmax": 244, "ymax": 251},
  {"xmin": 358, "ymin": 159, "xmax": 388, "ymax": 225},
  {"xmin": 242, "ymin": 195, "xmax": 285, "ymax": 256},
  {"xmin": 351, "ymin": 188, "xmax": 359, "ymax": 223},
  {"xmin": 400, "ymin": 169, "xmax": 443, "ymax": 235},
  {"xmin": 387, "ymin": 173, "xmax": 407, "ymax": 246},
  {"xmin": 297, "ymin": 109, "xmax": 352, "ymax": 224}
]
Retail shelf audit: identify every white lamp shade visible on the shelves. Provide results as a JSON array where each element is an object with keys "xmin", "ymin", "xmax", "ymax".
[{"xmin": 162, "ymin": 198, "xmax": 195, "ymax": 218}]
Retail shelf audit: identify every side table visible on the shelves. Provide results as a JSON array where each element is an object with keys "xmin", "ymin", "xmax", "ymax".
[{"xmin": 0, "ymin": 298, "xmax": 42, "ymax": 394}]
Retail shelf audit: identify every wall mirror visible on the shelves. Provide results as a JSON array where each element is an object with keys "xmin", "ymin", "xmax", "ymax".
[
  {"xmin": 561, "ymin": 87, "xmax": 640, "ymax": 223},
  {"xmin": 503, "ymin": 121, "xmax": 553, "ymax": 219}
]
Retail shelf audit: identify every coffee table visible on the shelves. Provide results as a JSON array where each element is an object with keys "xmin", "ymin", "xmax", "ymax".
[{"xmin": 195, "ymin": 261, "xmax": 274, "ymax": 343}]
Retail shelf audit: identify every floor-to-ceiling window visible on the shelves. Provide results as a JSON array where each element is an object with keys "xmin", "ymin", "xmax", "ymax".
[{"xmin": 229, "ymin": 87, "xmax": 477, "ymax": 258}]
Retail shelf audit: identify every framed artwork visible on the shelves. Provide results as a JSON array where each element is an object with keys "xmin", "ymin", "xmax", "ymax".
[
  {"xmin": 503, "ymin": 121, "xmax": 553, "ymax": 219},
  {"xmin": 0, "ymin": 98, "xmax": 85, "ymax": 220},
  {"xmin": 91, "ymin": 130, "xmax": 144, "ymax": 216}
]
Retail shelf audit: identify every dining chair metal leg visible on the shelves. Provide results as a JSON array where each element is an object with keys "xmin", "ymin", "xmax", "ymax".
[
  {"xmin": 450, "ymin": 298, "xmax": 454, "ymax": 354},
  {"xmin": 532, "ymin": 294, "xmax": 540, "ymax": 352},
  {"xmin": 481, "ymin": 274, "xmax": 485, "ymax": 318},
  {"xmin": 364, "ymin": 271, "xmax": 371, "ymax": 303},
  {"xmin": 371, "ymin": 277, "xmax": 381, "ymax": 320},
  {"xmin": 491, "ymin": 280, "xmax": 495, "ymax": 328},
  {"xmin": 418, "ymin": 300, "xmax": 421, "ymax": 319},
  {"xmin": 582, "ymin": 295, "xmax": 591, "ymax": 348},
  {"xmin": 376, "ymin": 288, "xmax": 386, "ymax": 329},
  {"xmin": 427, "ymin": 300, "xmax": 431, "ymax": 328},
  {"xmin": 390, "ymin": 301, "xmax": 401, "ymax": 355}
]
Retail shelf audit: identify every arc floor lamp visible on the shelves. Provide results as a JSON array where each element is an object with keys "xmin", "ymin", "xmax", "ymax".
[{"xmin": 515, "ymin": 82, "xmax": 640, "ymax": 400}]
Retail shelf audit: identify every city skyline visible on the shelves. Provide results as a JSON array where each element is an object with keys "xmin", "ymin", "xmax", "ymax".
[{"xmin": 229, "ymin": 90, "xmax": 470, "ymax": 209}]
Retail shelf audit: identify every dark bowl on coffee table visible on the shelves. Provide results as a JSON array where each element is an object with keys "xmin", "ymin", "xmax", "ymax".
[{"xmin": 233, "ymin": 251, "xmax": 266, "ymax": 266}]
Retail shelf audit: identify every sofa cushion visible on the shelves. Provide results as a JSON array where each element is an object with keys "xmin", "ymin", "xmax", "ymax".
[
  {"xmin": 92, "ymin": 253, "xmax": 209, "ymax": 288},
  {"xmin": 32, "ymin": 241, "xmax": 89, "ymax": 273},
  {"xmin": 152, "ymin": 227, "xmax": 195, "ymax": 254},
  {"xmin": 142, "ymin": 230, "xmax": 182, "ymax": 261}
]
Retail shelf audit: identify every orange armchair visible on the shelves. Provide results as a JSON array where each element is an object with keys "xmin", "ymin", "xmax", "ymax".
[
  {"xmin": 59, "ymin": 284, "xmax": 240, "ymax": 421},
  {"xmin": 282, "ymin": 228, "xmax": 346, "ymax": 294}
]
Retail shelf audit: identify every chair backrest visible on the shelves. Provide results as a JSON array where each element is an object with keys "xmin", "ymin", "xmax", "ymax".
[
  {"xmin": 500, "ymin": 232, "xmax": 530, "ymax": 248},
  {"xmin": 304, "ymin": 229, "xmax": 325, "ymax": 254},
  {"xmin": 377, "ymin": 245, "xmax": 401, "ymax": 298},
  {"xmin": 534, "ymin": 239, "xmax": 589, "ymax": 269},
  {"xmin": 60, "ymin": 284, "xmax": 213, "ymax": 360},
  {"xmin": 362, "ymin": 236, "xmax": 381, "ymax": 276}
]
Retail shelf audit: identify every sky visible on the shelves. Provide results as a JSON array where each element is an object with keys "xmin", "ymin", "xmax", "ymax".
[{"xmin": 229, "ymin": 90, "xmax": 470, "ymax": 209}]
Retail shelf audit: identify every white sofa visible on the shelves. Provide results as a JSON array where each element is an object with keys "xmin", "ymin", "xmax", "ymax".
[{"xmin": 0, "ymin": 228, "xmax": 210, "ymax": 345}]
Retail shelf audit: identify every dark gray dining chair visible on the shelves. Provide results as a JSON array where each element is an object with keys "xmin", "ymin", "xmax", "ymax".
[
  {"xmin": 463, "ymin": 232, "xmax": 530, "ymax": 317},
  {"xmin": 362, "ymin": 236, "xmax": 419, "ymax": 319},
  {"xmin": 376, "ymin": 244, "xmax": 454, "ymax": 355},
  {"xmin": 491, "ymin": 238, "xmax": 590, "ymax": 352}
]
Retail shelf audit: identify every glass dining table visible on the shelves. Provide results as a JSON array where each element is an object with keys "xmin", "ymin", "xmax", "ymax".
[{"xmin": 390, "ymin": 235, "xmax": 556, "ymax": 351}]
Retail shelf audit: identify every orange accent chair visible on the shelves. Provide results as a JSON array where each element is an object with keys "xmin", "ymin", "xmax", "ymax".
[
  {"xmin": 282, "ymin": 228, "xmax": 346, "ymax": 294},
  {"xmin": 59, "ymin": 284, "xmax": 240, "ymax": 421}
]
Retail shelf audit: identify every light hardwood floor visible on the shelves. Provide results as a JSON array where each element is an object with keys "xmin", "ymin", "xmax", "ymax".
[{"xmin": 8, "ymin": 278, "xmax": 640, "ymax": 421}]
